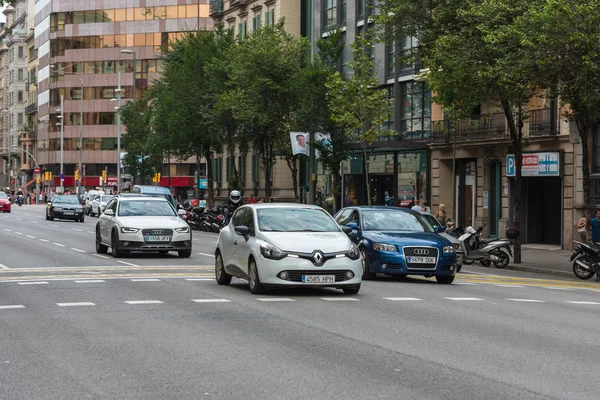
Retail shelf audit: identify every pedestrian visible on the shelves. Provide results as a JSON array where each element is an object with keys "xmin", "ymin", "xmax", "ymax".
[
  {"xmin": 411, "ymin": 200, "xmax": 422, "ymax": 212},
  {"xmin": 592, "ymin": 209, "xmax": 600, "ymax": 244},
  {"xmin": 257, "ymin": 197, "xmax": 264, "ymax": 204},
  {"xmin": 435, "ymin": 204, "xmax": 448, "ymax": 226},
  {"xmin": 577, "ymin": 215, "xmax": 587, "ymax": 242},
  {"xmin": 421, "ymin": 201, "xmax": 430, "ymax": 214},
  {"xmin": 247, "ymin": 194, "xmax": 256, "ymax": 204}
]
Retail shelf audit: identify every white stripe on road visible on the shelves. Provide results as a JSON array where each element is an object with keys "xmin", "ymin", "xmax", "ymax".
[
  {"xmin": 0, "ymin": 305, "xmax": 25, "ymax": 310},
  {"xmin": 75, "ymin": 280, "xmax": 106, "ymax": 283},
  {"xmin": 197, "ymin": 252, "xmax": 215, "ymax": 258},
  {"xmin": 256, "ymin": 298, "xmax": 295, "ymax": 302},
  {"xmin": 73, "ymin": 228, "xmax": 83, "ymax": 232},
  {"xmin": 546, "ymin": 287, "xmax": 574, "ymax": 291},
  {"xmin": 92, "ymin": 254, "xmax": 109, "ymax": 259},
  {"xmin": 0, "ymin": 263, "xmax": 9, "ymax": 270},
  {"xmin": 496, "ymin": 285, "xmax": 525, "ymax": 288},
  {"xmin": 25, "ymin": 235, "xmax": 36, "ymax": 239},
  {"xmin": 565, "ymin": 301, "xmax": 600, "ymax": 305},
  {"xmin": 53, "ymin": 243, "xmax": 66, "ymax": 247},
  {"xmin": 71, "ymin": 248, "xmax": 86, "ymax": 253},
  {"xmin": 506, "ymin": 299, "xmax": 545, "ymax": 303},
  {"xmin": 14, "ymin": 232, "xmax": 23, "ymax": 235},
  {"xmin": 57, "ymin": 302, "xmax": 95, "ymax": 307},
  {"xmin": 321, "ymin": 298, "xmax": 360, "ymax": 302},
  {"xmin": 130, "ymin": 278, "xmax": 161, "ymax": 282},
  {"xmin": 186, "ymin": 278, "xmax": 214, "ymax": 281},
  {"xmin": 445, "ymin": 297, "xmax": 484, "ymax": 301},
  {"xmin": 50, "ymin": 224, "xmax": 58, "ymax": 227},
  {"xmin": 192, "ymin": 299, "xmax": 231, "ymax": 303},
  {"xmin": 29, "ymin": 221, "xmax": 38, "ymax": 224},
  {"xmin": 117, "ymin": 260, "xmax": 139, "ymax": 267},
  {"xmin": 18, "ymin": 281, "xmax": 48, "ymax": 285},
  {"xmin": 384, "ymin": 297, "xmax": 423, "ymax": 301},
  {"xmin": 39, "ymin": 239, "xmax": 49, "ymax": 242},
  {"xmin": 453, "ymin": 282, "xmax": 477, "ymax": 285},
  {"xmin": 3, "ymin": 229, "xmax": 11, "ymax": 232},
  {"xmin": 125, "ymin": 300, "xmax": 163, "ymax": 305},
  {"xmin": 86, "ymin": 231, "xmax": 94, "ymax": 234}
]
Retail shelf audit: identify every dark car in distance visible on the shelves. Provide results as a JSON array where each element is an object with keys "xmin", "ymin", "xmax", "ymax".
[{"xmin": 47, "ymin": 194, "xmax": 85, "ymax": 222}]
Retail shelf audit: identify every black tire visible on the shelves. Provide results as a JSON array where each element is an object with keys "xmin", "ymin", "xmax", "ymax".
[
  {"xmin": 248, "ymin": 258, "xmax": 265, "ymax": 294},
  {"xmin": 463, "ymin": 259, "xmax": 475, "ymax": 265},
  {"xmin": 456, "ymin": 264, "xmax": 462, "ymax": 273},
  {"xmin": 360, "ymin": 248, "xmax": 376, "ymax": 280},
  {"xmin": 48, "ymin": 213, "xmax": 54, "ymax": 221},
  {"xmin": 573, "ymin": 258, "xmax": 595, "ymax": 280},
  {"xmin": 480, "ymin": 259, "xmax": 491, "ymax": 268},
  {"xmin": 111, "ymin": 230, "xmax": 123, "ymax": 258},
  {"xmin": 80, "ymin": 217, "xmax": 85, "ymax": 223},
  {"xmin": 343, "ymin": 284, "xmax": 361, "ymax": 295},
  {"xmin": 178, "ymin": 249, "xmax": 192, "ymax": 258},
  {"xmin": 96, "ymin": 229, "xmax": 108, "ymax": 254},
  {"xmin": 492, "ymin": 250, "xmax": 510, "ymax": 269},
  {"xmin": 436, "ymin": 275, "xmax": 455, "ymax": 284},
  {"xmin": 215, "ymin": 252, "xmax": 232, "ymax": 285}
]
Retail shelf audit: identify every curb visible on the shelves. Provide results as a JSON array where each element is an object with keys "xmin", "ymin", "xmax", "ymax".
[{"xmin": 505, "ymin": 264, "xmax": 572, "ymax": 278}]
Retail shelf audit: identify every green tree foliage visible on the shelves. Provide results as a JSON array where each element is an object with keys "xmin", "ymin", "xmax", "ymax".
[{"xmin": 326, "ymin": 36, "xmax": 392, "ymax": 206}]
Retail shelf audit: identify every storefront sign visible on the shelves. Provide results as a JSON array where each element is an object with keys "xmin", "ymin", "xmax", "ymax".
[{"xmin": 506, "ymin": 152, "xmax": 560, "ymax": 177}]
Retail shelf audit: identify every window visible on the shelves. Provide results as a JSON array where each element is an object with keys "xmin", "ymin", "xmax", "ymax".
[
  {"xmin": 399, "ymin": 36, "xmax": 418, "ymax": 76},
  {"xmin": 238, "ymin": 21, "xmax": 247, "ymax": 40},
  {"xmin": 252, "ymin": 14, "xmax": 261, "ymax": 32},
  {"xmin": 399, "ymin": 81, "xmax": 431, "ymax": 139},
  {"xmin": 18, "ymin": 69, "xmax": 24, "ymax": 81},
  {"xmin": 357, "ymin": 0, "xmax": 365, "ymax": 18},
  {"xmin": 18, "ymin": 91, "xmax": 23, "ymax": 103},
  {"xmin": 212, "ymin": 158, "xmax": 222, "ymax": 184},
  {"xmin": 341, "ymin": 0, "xmax": 347, "ymax": 24},
  {"xmin": 18, "ymin": 47, "xmax": 23, "ymax": 59},
  {"xmin": 266, "ymin": 8, "xmax": 275, "ymax": 26},
  {"xmin": 17, "ymin": 113, "xmax": 23, "ymax": 125},
  {"xmin": 387, "ymin": 44, "xmax": 396, "ymax": 76},
  {"xmin": 324, "ymin": 0, "xmax": 337, "ymax": 29}
]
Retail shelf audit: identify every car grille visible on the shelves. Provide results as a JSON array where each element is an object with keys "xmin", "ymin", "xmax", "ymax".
[
  {"xmin": 282, "ymin": 270, "xmax": 352, "ymax": 283},
  {"xmin": 403, "ymin": 247, "xmax": 439, "ymax": 269}
]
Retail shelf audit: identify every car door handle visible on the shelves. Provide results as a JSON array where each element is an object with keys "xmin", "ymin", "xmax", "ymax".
[{"xmin": 233, "ymin": 241, "xmax": 238, "ymax": 245}]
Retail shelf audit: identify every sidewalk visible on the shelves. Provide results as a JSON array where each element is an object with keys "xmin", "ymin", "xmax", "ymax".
[{"xmin": 504, "ymin": 245, "xmax": 574, "ymax": 277}]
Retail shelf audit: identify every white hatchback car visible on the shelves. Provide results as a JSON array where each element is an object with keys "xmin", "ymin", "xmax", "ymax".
[
  {"xmin": 215, "ymin": 204, "xmax": 363, "ymax": 294},
  {"xmin": 96, "ymin": 196, "xmax": 191, "ymax": 258},
  {"xmin": 90, "ymin": 194, "xmax": 114, "ymax": 217}
]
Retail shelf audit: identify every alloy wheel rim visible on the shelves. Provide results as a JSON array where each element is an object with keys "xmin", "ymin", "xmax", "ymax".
[
  {"xmin": 249, "ymin": 263, "xmax": 256, "ymax": 288},
  {"xmin": 216, "ymin": 256, "xmax": 222, "ymax": 279},
  {"xmin": 361, "ymin": 250, "xmax": 367, "ymax": 273}
]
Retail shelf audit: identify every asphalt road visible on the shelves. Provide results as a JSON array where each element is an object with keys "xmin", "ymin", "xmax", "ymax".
[{"xmin": 1, "ymin": 205, "xmax": 599, "ymax": 399}]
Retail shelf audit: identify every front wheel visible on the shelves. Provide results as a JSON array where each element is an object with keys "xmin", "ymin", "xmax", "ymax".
[
  {"xmin": 215, "ymin": 252, "xmax": 232, "ymax": 285},
  {"xmin": 479, "ymin": 259, "xmax": 491, "ymax": 268},
  {"xmin": 492, "ymin": 250, "xmax": 510, "ymax": 269},
  {"xmin": 361, "ymin": 248, "xmax": 376, "ymax": 280},
  {"xmin": 573, "ymin": 257, "xmax": 596, "ymax": 280},
  {"xmin": 436, "ymin": 275, "xmax": 455, "ymax": 284},
  {"xmin": 342, "ymin": 284, "xmax": 361, "ymax": 295},
  {"xmin": 248, "ymin": 259, "xmax": 265, "ymax": 294},
  {"xmin": 111, "ymin": 231, "xmax": 123, "ymax": 258},
  {"xmin": 178, "ymin": 249, "xmax": 192, "ymax": 258}
]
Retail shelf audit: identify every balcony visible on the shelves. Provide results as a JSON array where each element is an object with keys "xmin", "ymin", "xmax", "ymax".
[
  {"xmin": 432, "ymin": 113, "xmax": 507, "ymax": 144},
  {"xmin": 209, "ymin": 0, "xmax": 224, "ymax": 16},
  {"xmin": 25, "ymin": 103, "xmax": 37, "ymax": 115},
  {"xmin": 528, "ymin": 108, "xmax": 558, "ymax": 136}
]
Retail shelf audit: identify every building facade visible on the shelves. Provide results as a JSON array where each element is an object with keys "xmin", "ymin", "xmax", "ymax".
[{"xmin": 34, "ymin": 0, "xmax": 212, "ymax": 194}]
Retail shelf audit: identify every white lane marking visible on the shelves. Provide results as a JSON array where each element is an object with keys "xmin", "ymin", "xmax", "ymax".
[
  {"xmin": 86, "ymin": 231, "xmax": 94, "ymax": 234},
  {"xmin": 92, "ymin": 254, "xmax": 109, "ymax": 259},
  {"xmin": 53, "ymin": 243, "xmax": 66, "ymax": 247},
  {"xmin": 496, "ymin": 284, "xmax": 525, "ymax": 288},
  {"xmin": 565, "ymin": 301, "xmax": 600, "ymax": 305},
  {"xmin": 50, "ymin": 224, "xmax": 58, "ymax": 227},
  {"xmin": 506, "ymin": 299, "xmax": 545, "ymax": 303},
  {"xmin": 18, "ymin": 281, "xmax": 49, "ymax": 285},
  {"xmin": 256, "ymin": 298, "xmax": 295, "ymax": 302},
  {"xmin": 192, "ymin": 299, "xmax": 231, "ymax": 303},
  {"xmin": 71, "ymin": 248, "xmax": 86, "ymax": 253},
  {"xmin": 0, "ymin": 305, "xmax": 25, "ymax": 310},
  {"xmin": 130, "ymin": 278, "xmax": 161, "ymax": 282},
  {"xmin": 117, "ymin": 260, "xmax": 139, "ymax": 267},
  {"xmin": 25, "ymin": 235, "xmax": 36, "ymax": 239},
  {"xmin": 57, "ymin": 302, "xmax": 95, "ymax": 307},
  {"xmin": 445, "ymin": 297, "xmax": 484, "ymax": 301},
  {"xmin": 29, "ymin": 221, "xmax": 38, "ymax": 224},
  {"xmin": 321, "ymin": 298, "xmax": 360, "ymax": 302},
  {"xmin": 0, "ymin": 263, "xmax": 9, "ymax": 270},
  {"xmin": 4, "ymin": 229, "xmax": 11, "ymax": 232},
  {"xmin": 384, "ymin": 297, "xmax": 423, "ymax": 301},
  {"xmin": 545, "ymin": 287, "xmax": 574, "ymax": 291},
  {"xmin": 75, "ymin": 280, "xmax": 106, "ymax": 283},
  {"xmin": 73, "ymin": 228, "xmax": 83, "ymax": 232},
  {"xmin": 453, "ymin": 282, "xmax": 477, "ymax": 285},
  {"xmin": 14, "ymin": 232, "xmax": 23, "ymax": 235},
  {"xmin": 39, "ymin": 239, "xmax": 49, "ymax": 242},
  {"xmin": 197, "ymin": 252, "xmax": 215, "ymax": 258},
  {"xmin": 186, "ymin": 278, "xmax": 214, "ymax": 281},
  {"xmin": 125, "ymin": 300, "xmax": 163, "ymax": 305}
]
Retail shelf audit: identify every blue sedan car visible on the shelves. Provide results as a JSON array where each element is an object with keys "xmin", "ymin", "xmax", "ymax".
[{"xmin": 334, "ymin": 206, "xmax": 458, "ymax": 284}]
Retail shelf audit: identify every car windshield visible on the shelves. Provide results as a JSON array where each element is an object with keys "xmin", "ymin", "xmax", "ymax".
[
  {"xmin": 100, "ymin": 195, "xmax": 113, "ymax": 202},
  {"xmin": 53, "ymin": 195, "xmax": 80, "ymax": 204},
  {"xmin": 0, "ymin": 192, "xmax": 7, "ymax": 199},
  {"xmin": 362, "ymin": 210, "xmax": 435, "ymax": 232},
  {"xmin": 423, "ymin": 213, "xmax": 442, "ymax": 228},
  {"xmin": 257, "ymin": 208, "xmax": 340, "ymax": 232},
  {"xmin": 118, "ymin": 200, "xmax": 176, "ymax": 217}
]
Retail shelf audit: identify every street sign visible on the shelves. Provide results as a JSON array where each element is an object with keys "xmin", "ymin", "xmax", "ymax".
[
  {"xmin": 34, "ymin": 167, "xmax": 40, "ymax": 174},
  {"xmin": 198, "ymin": 178, "xmax": 208, "ymax": 189},
  {"xmin": 506, "ymin": 152, "xmax": 560, "ymax": 177},
  {"xmin": 60, "ymin": 173, "xmax": 65, "ymax": 180}
]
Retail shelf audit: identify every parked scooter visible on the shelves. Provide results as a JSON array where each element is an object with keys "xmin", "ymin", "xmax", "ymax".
[
  {"xmin": 570, "ymin": 240, "xmax": 600, "ymax": 281},
  {"xmin": 459, "ymin": 226, "xmax": 511, "ymax": 268}
]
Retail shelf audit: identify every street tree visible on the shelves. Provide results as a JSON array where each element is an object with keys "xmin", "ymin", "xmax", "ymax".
[{"xmin": 326, "ymin": 36, "xmax": 392, "ymax": 206}]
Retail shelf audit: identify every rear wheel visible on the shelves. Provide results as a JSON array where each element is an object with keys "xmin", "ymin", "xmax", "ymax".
[
  {"xmin": 492, "ymin": 250, "xmax": 510, "ymax": 269},
  {"xmin": 342, "ymin": 284, "xmax": 360, "ymax": 295},
  {"xmin": 436, "ymin": 275, "xmax": 455, "ymax": 284},
  {"xmin": 96, "ymin": 229, "xmax": 108, "ymax": 254},
  {"xmin": 215, "ymin": 252, "xmax": 232, "ymax": 285},
  {"xmin": 360, "ymin": 248, "xmax": 376, "ymax": 280},
  {"xmin": 248, "ymin": 259, "xmax": 265, "ymax": 294},
  {"xmin": 573, "ymin": 257, "xmax": 596, "ymax": 280}
]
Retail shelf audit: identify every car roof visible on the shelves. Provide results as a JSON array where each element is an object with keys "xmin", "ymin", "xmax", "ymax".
[
  {"xmin": 118, "ymin": 195, "xmax": 168, "ymax": 202},
  {"xmin": 349, "ymin": 206, "xmax": 414, "ymax": 212},
  {"xmin": 133, "ymin": 185, "xmax": 171, "ymax": 194},
  {"xmin": 243, "ymin": 203, "xmax": 324, "ymax": 211}
]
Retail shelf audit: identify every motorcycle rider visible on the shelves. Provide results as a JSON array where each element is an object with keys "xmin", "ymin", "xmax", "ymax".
[
  {"xmin": 592, "ymin": 209, "xmax": 600, "ymax": 243},
  {"xmin": 222, "ymin": 190, "xmax": 243, "ymax": 212}
]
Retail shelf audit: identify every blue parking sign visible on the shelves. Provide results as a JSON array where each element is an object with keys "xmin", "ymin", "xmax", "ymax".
[
  {"xmin": 198, "ymin": 178, "xmax": 208, "ymax": 189},
  {"xmin": 506, "ymin": 155, "xmax": 515, "ymax": 177}
]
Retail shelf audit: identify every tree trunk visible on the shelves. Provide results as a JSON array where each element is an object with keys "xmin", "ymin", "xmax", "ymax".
[
  {"xmin": 285, "ymin": 156, "xmax": 299, "ymax": 202},
  {"xmin": 332, "ymin": 172, "xmax": 339, "ymax": 213},
  {"xmin": 262, "ymin": 142, "xmax": 273, "ymax": 201},
  {"xmin": 227, "ymin": 123, "xmax": 238, "ymax": 184},
  {"xmin": 194, "ymin": 158, "xmax": 202, "ymax": 200},
  {"xmin": 451, "ymin": 119, "xmax": 457, "ymax": 223},
  {"xmin": 362, "ymin": 140, "xmax": 372, "ymax": 206},
  {"xmin": 204, "ymin": 150, "xmax": 214, "ymax": 208},
  {"xmin": 575, "ymin": 116, "xmax": 591, "ymax": 239},
  {"xmin": 501, "ymin": 99, "xmax": 523, "ymax": 263}
]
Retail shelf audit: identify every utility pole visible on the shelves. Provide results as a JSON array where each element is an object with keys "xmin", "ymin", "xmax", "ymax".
[
  {"xmin": 77, "ymin": 65, "xmax": 83, "ymax": 198},
  {"xmin": 59, "ymin": 95, "xmax": 64, "ymax": 193}
]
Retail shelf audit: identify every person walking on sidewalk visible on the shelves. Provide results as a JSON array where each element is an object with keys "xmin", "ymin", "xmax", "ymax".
[
  {"xmin": 435, "ymin": 204, "xmax": 448, "ymax": 226},
  {"xmin": 592, "ymin": 209, "xmax": 600, "ymax": 244}
]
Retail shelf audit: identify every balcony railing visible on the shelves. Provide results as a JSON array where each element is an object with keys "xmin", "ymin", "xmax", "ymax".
[
  {"xmin": 25, "ymin": 103, "xmax": 37, "ymax": 115},
  {"xmin": 432, "ymin": 113, "xmax": 507, "ymax": 144},
  {"xmin": 209, "ymin": 0, "xmax": 224, "ymax": 15},
  {"xmin": 528, "ymin": 108, "xmax": 558, "ymax": 136}
]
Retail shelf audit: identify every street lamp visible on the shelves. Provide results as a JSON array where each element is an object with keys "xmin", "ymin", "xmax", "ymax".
[
  {"xmin": 56, "ymin": 95, "xmax": 64, "ymax": 193},
  {"xmin": 121, "ymin": 49, "xmax": 136, "ymax": 103},
  {"xmin": 111, "ymin": 72, "xmax": 123, "ymax": 194}
]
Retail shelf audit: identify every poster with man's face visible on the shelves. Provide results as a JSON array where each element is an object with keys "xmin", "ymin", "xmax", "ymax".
[{"xmin": 290, "ymin": 132, "xmax": 309, "ymax": 156}]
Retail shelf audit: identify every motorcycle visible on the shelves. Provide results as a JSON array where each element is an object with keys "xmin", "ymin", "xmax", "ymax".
[
  {"xmin": 459, "ymin": 226, "xmax": 512, "ymax": 268},
  {"xmin": 16, "ymin": 194, "xmax": 23, "ymax": 207},
  {"xmin": 570, "ymin": 240, "xmax": 600, "ymax": 281}
]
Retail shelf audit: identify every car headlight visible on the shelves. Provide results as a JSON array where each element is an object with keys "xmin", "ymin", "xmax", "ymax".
[
  {"xmin": 175, "ymin": 227, "xmax": 189, "ymax": 233},
  {"xmin": 121, "ymin": 227, "xmax": 140, "ymax": 233},
  {"xmin": 443, "ymin": 246, "xmax": 456, "ymax": 254},
  {"xmin": 373, "ymin": 243, "xmax": 397, "ymax": 252},
  {"xmin": 260, "ymin": 242, "xmax": 287, "ymax": 260},
  {"xmin": 346, "ymin": 243, "xmax": 360, "ymax": 260},
  {"xmin": 54, "ymin": 207, "xmax": 63, "ymax": 211}
]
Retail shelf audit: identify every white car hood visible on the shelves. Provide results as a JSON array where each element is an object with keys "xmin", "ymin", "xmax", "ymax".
[
  {"xmin": 117, "ymin": 216, "xmax": 186, "ymax": 229},
  {"xmin": 260, "ymin": 231, "xmax": 351, "ymax": 253}
]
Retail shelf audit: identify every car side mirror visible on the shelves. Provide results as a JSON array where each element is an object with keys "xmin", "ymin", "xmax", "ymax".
[
  {"xmin": 346, "ymin": 222, "xmax": 359, "ymax": 231},
  {"xmin": 234, "ymin": 225, "xmax": 250, "ymax": 241},
  {"xmin": 177, "ymin": 209, "xmax": 186, "ymax": 216},
  {"xmin": 104, "ymin": 209, "xmax": 115, "ymax": 216},
  {"xmin": 341, "ymin": 226, "xmax": 353, "ymax": 235}
]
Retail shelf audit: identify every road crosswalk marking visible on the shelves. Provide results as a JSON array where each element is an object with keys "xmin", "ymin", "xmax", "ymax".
[
  {"xmin": 384, "ymin": 297, "xmax": 423, "ymax": 301},
  {"xmin": 57, "ymin": 302, "xmax": 95, "ymax": 307},
  {"xmin": 192, "ymin": 299, "xmax": 231, "ymax": 303},
  {"xmin": 506, "ymin": 299, "xmax": 545, "ymax": 303}
]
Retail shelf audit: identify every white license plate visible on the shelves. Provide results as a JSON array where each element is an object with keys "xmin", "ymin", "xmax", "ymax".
[
  {"xmin": 63, "ymin": 211, "xmax": 74, "ymax": 215},
  {"xmin": 146, "ymin": 235, "xmax": 171, "ymax": 242},
  {"xmin": 302, "ymin": 275, "xmax": 335, "ymax": 283},
  {"xmin": 407, "ymin": 256, "xmax": 436, "ymax": 264}
]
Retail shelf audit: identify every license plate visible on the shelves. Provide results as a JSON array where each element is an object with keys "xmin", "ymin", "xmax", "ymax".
[
  {"xmin": 407, "ymin": 256, "xmax": 436, "ymax": 264},
  {"xmin": 63, "ymin": 211, "xmax": 74, "ymax": 215},
  {"xmin": 302, "ymin": 275, "xmax": 335, "ymax": 283},
  {"xmin": 146, "ymin": 235, "xmax": 171, "ymax": 242}
]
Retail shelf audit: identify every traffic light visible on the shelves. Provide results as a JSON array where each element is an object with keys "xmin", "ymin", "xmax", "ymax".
[
  {"xmin": 49, "ymin": 172, "xmax": 52, "ymax": 181},
  {"xmin": 152, "ymin": 172, "xmax": 161, "ymax": 183},
  {"xmin": 101, "ymin": 170, "xmax": 106, "ymax": 183},
  {"xmin": 74, "ymin": 170, "xmax": 79, "ymax": 181},
  {"xmin": 44, "ymin": 172, "xmax": 48, "ymax": 181}
]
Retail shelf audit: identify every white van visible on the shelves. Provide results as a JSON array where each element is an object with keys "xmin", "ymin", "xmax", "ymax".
[{"xmin": 84, "ymin": 190, "xmax": 105, "ymax": 214}]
